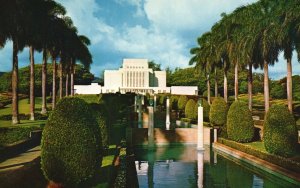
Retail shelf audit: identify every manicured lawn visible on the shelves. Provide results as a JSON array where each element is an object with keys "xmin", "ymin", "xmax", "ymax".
[
  {"xmin": 244, "ymin": 141, "xmax": 300, "ymax": 162},
  {"xmin": 0, "ymin": 97, "xmax": 51, "ymax": 116},
  {"xmin": 244, "ymin": 141, "xmax": 267, "ymax": 153}
]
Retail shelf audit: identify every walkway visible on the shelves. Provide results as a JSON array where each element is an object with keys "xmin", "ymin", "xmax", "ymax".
[{"xmin": 0, "ymin": 145, "xmax": 41, "ymax": 172}]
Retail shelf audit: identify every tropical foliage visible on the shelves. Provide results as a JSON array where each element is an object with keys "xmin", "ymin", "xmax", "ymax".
[
  {"xmin": 0, "ymin": 0, "xmax": 92, "ymax": 124},
  {"xmin": 189, "ymin": 0, "xmax": 300, "ymax": 113}
]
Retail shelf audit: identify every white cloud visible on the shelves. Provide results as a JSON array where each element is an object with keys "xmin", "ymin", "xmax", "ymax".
[
  {"xmin": 144, "ymin": 0, "xmax": 258, "ymax": 33},
  {"xmin": 2, "ymin": 0, "xmax": 298, "ymax": 81}
]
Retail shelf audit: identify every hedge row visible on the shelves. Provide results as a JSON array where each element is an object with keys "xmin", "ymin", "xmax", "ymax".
[
  {"xmin": 218, "ymin": 138, "xmax": 300, "ymax": 173},
  {"xmin": 0, "ymin": 125, "xmax": 42, "ymax": 146},
  {"xmin": 0, "ymin": 113, "xmax": 48, "ymax": 121}
]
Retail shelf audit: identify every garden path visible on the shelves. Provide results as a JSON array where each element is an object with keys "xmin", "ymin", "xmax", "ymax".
[{"xmin": 0, "ymin": 145, "xmax": 40, "ymax": 172}]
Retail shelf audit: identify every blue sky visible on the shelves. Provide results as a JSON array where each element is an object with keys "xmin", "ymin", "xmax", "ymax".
[{"xmin": 0, "ymin": 0, "xmax": 299, "ymax": 79}]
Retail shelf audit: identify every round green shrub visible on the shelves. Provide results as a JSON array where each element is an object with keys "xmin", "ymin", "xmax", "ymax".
[
  {"xmin": 202, "ymin": 99, "xmax": 210, "ymax": 122},
  {"xmin": 159, "ymin": 94, "xmax": 167, "ymax": 105},
  {"xmin": 227, "ymin": 101, "xmax": 254, "ymax": 143},
  {"xmin": 209, "ymin": 97, "xmax": 228, "ymax": 126},
  {"xmin": 185, "ymin": 99, "xmax": 196, "ymax": 119},
  {"xmin": 193, "ymin": 98, "xmax": 210, "ymax": 122},
  {"xmin": 41, "ymin": 97, "xmax": 102, "ymax": 187},
  {"xmin": 178, "ymin": 95, "xmax": 188, "ymax": 110},
  {"xmin": 170, "ymin": 95, "xmax": 179, "ymax": 110},
  {"xmin": 263, "ymin": 105, "xmax": 298, "ymax": 157}
]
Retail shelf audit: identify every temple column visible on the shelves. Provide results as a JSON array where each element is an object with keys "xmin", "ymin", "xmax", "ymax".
[{"xmin": 166, "ymin": 97, "xmax": 170, "ymax": 130}]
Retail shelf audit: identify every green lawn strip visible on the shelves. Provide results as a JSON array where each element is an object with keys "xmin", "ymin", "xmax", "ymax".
[
  {"xmin": 219, "ymin": 138, "xmax": 300, "ymax": 173},
  {"xmin": 0, "ymin": 97, "xmax": 51, "ymax": 116}
]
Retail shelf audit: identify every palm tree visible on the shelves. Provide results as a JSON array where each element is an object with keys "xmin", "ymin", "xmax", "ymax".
[
  {"xmin": 39, "ymin": 1, "xmax": 66, "ymax": 114},
  {"xmin": 190, "ymin": 33, "xmax": 218, "ymax": 104},
  {"xmin": 276, "ymin": 0, "xmax": 300, "ymax": 113},
  {"xmin": 29, "ymin": 46, "xmax": 35, "ymax": 120},
  {"xmin": 250, "ymin": 0, "xmax": 281, "ymax": 113},
  {"xmin": 1, "ymin": 0, "xmax": 31, "ymax": 124},
  {"xmin": 70, "ymin": 35, "xmax": 92, "ymax": 96}
]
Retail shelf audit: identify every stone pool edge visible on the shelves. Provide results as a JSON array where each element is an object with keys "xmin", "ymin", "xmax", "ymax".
[{"xmin": 213, "ymin": 142, "xmax": 300, "ymax": 185}]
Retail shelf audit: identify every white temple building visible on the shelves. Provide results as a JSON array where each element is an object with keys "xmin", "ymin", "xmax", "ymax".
[{"xmin": 74, "ymin": 59, "xmax": 198, "ymax": 95}]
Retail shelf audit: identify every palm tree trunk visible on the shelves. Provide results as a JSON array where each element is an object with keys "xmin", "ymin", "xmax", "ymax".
[
  {"xmin": 12, "ymin": 40, "xmax": 19, "ymax": 125},
  {"xmin": 29, "ymin": 46, "xmax": 35, "ymax": 120},
  {"xmin": 264, "ymin": 60, "xmax": 270, "ymax": 113},
  {"xmin": 224, "ymin": 71, "xmax": 228, "ymax": 103},
  {"xmin": 214, "ymin": 67, "xmax": 218, "ymax": 97},
  {"xmin": 234, "ymin": 62, "xmax": 238, "ymax": 101},
  {"xmin": 70, "ymin": 64, "xmax": 74, "ymax": 96},
  {"xmin": 52, "ymin": 57, "xmax": 57, "ymax": 110},
  {"xmin": 248, "ymin": 62, "xmax": 253, "ymax": 112},
  {"xmin": 207, "ymin": 74, "xmax": 211, "ymax": 104},
  {"xmin": 65, "ymin": 73, "xmax": 69, "ymax": 96},
  {"xmin": 287, "ymin": 58, "xmax": 293, "ymax": 113},
  {"xmin": 59, "ymin": 63, "xmax": 63, "ymax": 99},
  {"xmin": 41, "ymin": 50, "xmax": 47, "ymax": 114}
]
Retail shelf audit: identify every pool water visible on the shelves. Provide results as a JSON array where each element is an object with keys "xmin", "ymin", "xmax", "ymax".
[{"xmin": 134, "ymin": 146, "xmax": 297, "ymax": 188}]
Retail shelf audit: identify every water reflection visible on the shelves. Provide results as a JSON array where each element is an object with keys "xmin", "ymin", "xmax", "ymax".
[{"xmin": 134, "ymin": 146, "xmax": 297, "ymax": 188}]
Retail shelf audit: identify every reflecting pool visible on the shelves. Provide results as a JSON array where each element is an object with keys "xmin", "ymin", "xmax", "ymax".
[{"xmin": 134, "ymin": 145, "xmax": 297, "ymax": 188}]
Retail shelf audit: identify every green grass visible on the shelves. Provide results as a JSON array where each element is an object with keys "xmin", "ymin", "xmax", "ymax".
[
  {"xmin": 101, "ymin": 155, "xmax": 115, "ymax": 167},
  {"xmin": 244, "ymin": 141, "xmax": 267, "ymax": 152},
  {"xmin": 0, "ymin": 97, "xmax": 51, "ymax": 116}
]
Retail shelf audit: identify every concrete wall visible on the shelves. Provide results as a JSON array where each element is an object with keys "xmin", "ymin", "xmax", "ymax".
[
  {"xmin": 154, "ymin": 71, "xmax": 166, "ymax": 87},
  {"xmin": 74, "ymin": 83, "xmax": 102, "ymax": 94},
  {"xmin": 171, "ymin": 86, "xmax": 198, "ymax": 96},
  {"xmin": 132, "ymin": 127, "xmax": 212, "ymax": 145},
  {"xmin": 104, "ymin": 70, "xmax": 122, "ymax": 92}
]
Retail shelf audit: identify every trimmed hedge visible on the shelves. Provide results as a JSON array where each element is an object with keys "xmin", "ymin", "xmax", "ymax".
[
  {"xmin": 0, "ymin": 125, "xmax": 41, "ymax": 146},
  {"xmin": 209, "ymin": 97, "xmax": 228, "ymax": 126},
  {"xmin": 41, "ymin": 97, "xmax": 102, "ymax": 187},
  {"xmin": 178, "ymin": 95, "xmax": 188, "ymax": 110},
  {"xmin": 227, "ymin": 101, "xmax": 254, "ymax": 143},
  {"xmin": 185, "ymin": 99, "xmax": 196, "ymax": 119},
  {"xmin": 218, "ymin": 138, "xmax": 300, "ymax": 173},
  {"xmin": 0, "ymin": 113, "xmax": 48, "ymax": 121},
  {"xmin": 75, "ymin": 94, "xmax": 100, "ymax": 104},
  {"xmin": 264, "ymin": 105, "xmax": 298, "ymax": 157}
]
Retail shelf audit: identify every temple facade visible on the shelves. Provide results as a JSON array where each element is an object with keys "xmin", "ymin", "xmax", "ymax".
[
  {"xmin": 74, "ymin": 58, "xmax": 198, "ymax": 95},
  {"xmin": 102, "ymin": 59, "xmax": 169, "ymax": 94}
]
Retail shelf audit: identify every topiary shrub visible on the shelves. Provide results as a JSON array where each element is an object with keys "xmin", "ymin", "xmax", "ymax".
[
  {"xmin": 158, "ymin": 94, "xmax": 167, "ymax": 106},
  {"xmin": 170, "ymin": 95, "xmax": 179, "ymax": 110},
  {"xmin": 202, "ymin": 99, "xmax": 210, "ymax": 122},
  {"xmin": 263, "ymin": 105, "xmax": 298, "ymax": 157},
  {"xmin": 185, "ymin": 99, "xmax": 196, "ymax": 119},
  {"xmin": 209, "ymin": 97, "xmax": 228, "ymax": 126},
  {"xmin": 90, "ymin": 103, "xmax": 109, "ymax": 149},
  {"xmin": 41, "ymin": 97, "xmax": 102, "ymax": 187},
  {"xmin": 227, "ymin": 101, "xmax": 254, "ymax": 143},
  {"xmin": 193, "ymin": 98, "xmax": 211, "ymax": 124},
  {"xmin": 178, "ymin": 95, "xmax": 188, "ymax": 111}
]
